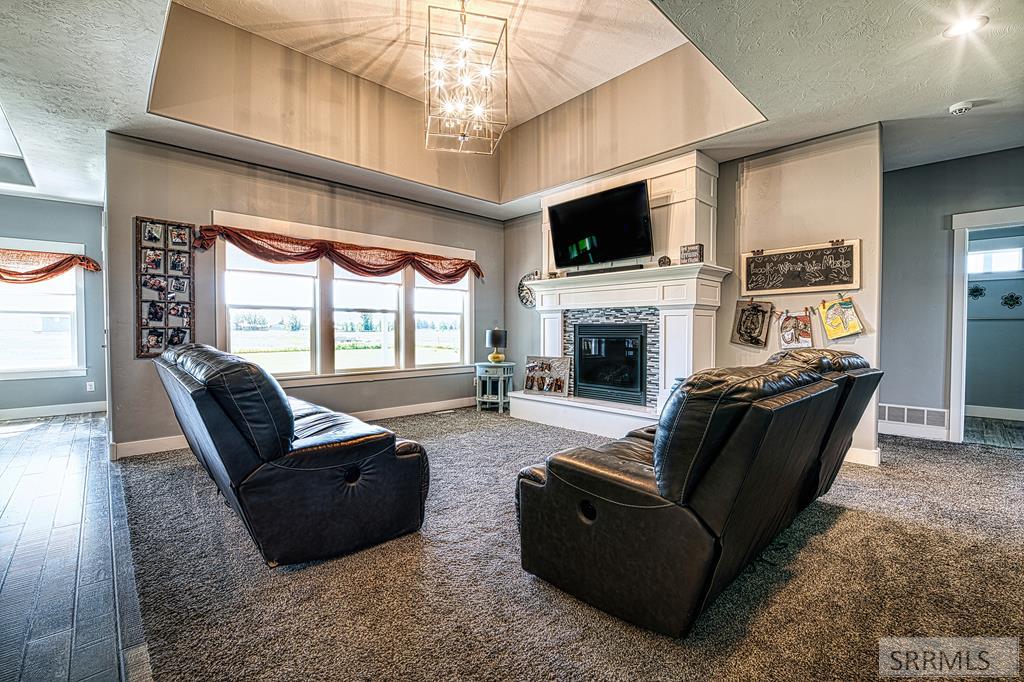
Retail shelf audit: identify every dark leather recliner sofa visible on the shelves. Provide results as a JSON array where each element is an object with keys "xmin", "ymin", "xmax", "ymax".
[
  {"xmin": 154, "ymin": 344, "xmax": 430, "ymax": 566},
  {"xmin": 516, "ymin": 349, "xmax": 881, "ymax": 637}
]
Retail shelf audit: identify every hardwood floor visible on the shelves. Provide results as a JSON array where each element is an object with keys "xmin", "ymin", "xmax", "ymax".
[
  {"xmin": 0, "ymin": 413, "xmax": 149, "ymax": 682},
  {"xmin": 964, "ymin": 416, "xmax": 1024, "ymax": 449}
]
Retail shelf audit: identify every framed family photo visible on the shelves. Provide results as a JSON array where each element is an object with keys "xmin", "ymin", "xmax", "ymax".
[{"xmin": 135, "ymin": 217, "xmax": 196, "ymax": 358}]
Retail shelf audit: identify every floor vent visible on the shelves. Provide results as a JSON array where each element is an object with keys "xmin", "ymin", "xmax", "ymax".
[{"xmin": 880, "ymin": 404, "xmax": 948, "ymax": 426}]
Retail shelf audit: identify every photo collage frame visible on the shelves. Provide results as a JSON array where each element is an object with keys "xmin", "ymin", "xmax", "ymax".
[{"xmin": 135, "ymin": 217, "xmax": 196, "ymax": 358}]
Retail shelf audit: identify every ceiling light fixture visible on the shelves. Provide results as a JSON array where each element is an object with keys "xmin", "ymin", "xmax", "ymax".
[
  {"xmin": 425, "ymin": 0, "xmax": 508, "ymax": 154},
  {"xmin": 949, "ymin": 100, "xmax": 974, "ymax": 116},
  {"xmin": 942, "ymin": 14, "xmax": 989, "ymax": 38}
]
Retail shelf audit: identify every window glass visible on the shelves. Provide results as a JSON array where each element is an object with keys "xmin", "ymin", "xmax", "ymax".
[
  {"xmin": 228, "ymin": 308, "xmax": 312, "ymax": 374},
  {"xmin": 991, "ymin": 249, "xmax": 1022, "ymax": 272},
  {"xmin": 0, "ymin": 270, "xmax": 78, "ymax": 371},
  {"xmin": 225, "ymin": 271, "xmax": 315, "ymax": 308},
  {"xmin": 333, "ymin": 280, "xmax": 399, "ymax": 311},
  {"xmin": 415, "ymin": 287, "xmax": 465, "ymax": 313},
  {"xmin": 334, "ymin": 312, "xmax": 397, "ymax": 370},
  {"xmin": 415, "ymin": 313, "xmax": 462, "ymax": 366}
]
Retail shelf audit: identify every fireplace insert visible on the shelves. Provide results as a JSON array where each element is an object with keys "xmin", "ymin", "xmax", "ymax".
[{"xmin": 573, "ymin": 323, "xmax": 646, "ymax": 405}]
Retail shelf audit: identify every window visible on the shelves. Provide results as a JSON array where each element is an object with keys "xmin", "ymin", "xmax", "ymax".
[
  {"xmin": 219, "ymin": 238, "xmax": 473, "ymax": 378},
  {"xmin": 414, "ymin": 272, "xmax": 469, "ymax": 366},
  {"xmin": 225, "ymin": 245, "xmax": 316, "ymax": 375},
  {"xmin": 0, "ymin": 239, "xmax": 86, "ymax": 378},
  {"xmin": 968, "ymin": 248, "xmax": 1023, "ymax": 274},
  {"xmin": 334, "ymin": 268, "xmax": 401, "ymax": 371}
]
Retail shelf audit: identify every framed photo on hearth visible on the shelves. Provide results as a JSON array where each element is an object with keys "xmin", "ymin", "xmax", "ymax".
[
  {"xmin": 524, "ymin": 355, "xmax": 569, "ymax": 397},
  {"xmin": 135, "ymin": 216, "xmax": 196, "ymax": 358}
]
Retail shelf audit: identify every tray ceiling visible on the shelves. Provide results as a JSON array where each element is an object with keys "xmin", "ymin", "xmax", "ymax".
[{"xmin": 173, "ymin": 0, "xmax": 688, "ymax": 127}]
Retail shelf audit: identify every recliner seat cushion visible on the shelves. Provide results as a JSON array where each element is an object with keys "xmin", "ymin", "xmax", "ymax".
[
  {"xmin": 164, "ymin": 344, "xmax": 294, "ymax": 461},
  {"xmin": 286, "ymin": 397, "xmax": 394, "ymax": 461},
  {"xmin": 653, "ymin": 365, "xmax": 823, "ymax": 503}
]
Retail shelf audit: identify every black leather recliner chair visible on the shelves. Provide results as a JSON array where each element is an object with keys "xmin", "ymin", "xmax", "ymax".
[
  {"xmin": 154, "ymin": 344, "xmax": 430, "ymax": 566},
  {"xmin": 516, "ymin": 350, "xmax": 881, "ymax": 637}
]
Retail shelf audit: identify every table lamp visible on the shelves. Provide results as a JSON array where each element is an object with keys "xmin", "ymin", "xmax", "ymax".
[{"xmin": 485, "ymin": 328, "xmax": 507, "ymax": 363}]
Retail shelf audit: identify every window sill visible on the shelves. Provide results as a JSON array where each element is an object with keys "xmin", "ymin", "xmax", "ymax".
[
  {"xmin": 0, "ymin": 367, "xmax": 88, "ymax": 381},
  {"xmin": 276, "ymin": 364, "xmax": 474, "ymax": 389}
]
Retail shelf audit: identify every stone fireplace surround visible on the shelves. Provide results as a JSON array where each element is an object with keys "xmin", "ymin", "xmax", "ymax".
[{"xmin": 563, "ymin": 308, "xmax": 660, "ymax": 409}]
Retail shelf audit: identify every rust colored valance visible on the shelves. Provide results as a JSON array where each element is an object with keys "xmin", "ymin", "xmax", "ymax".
[
  {"xmin": 0, "ymin": 248, "xmax": 102, "ymax": 284},
  {"xmin": 194, "ymin": 224, "xmax": 483, "ymax": 284}
]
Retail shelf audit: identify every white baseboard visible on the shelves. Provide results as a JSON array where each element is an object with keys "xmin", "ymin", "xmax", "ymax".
[
  {"xmin": 878, "ymin": 421, "xmax": 950, "ymax": 441},
  {"xmin": 0, "ymin": 400, "xmax": 106, "ymax": 421},
  {"xmin": 111, "ymin": 398, "xmax": 477, "ymax": 460},
  {"xmin": 111, "ymin": 434, "xmax": 188, "ymax": 460},
  {"xmin": 966, "ymin": 405, "xmax": 1024, "ymax": 422},
  {"xmin": 353, "ymin": 397, "xmax": 476, "ymax": 421},
  {"xmin": 844, "ymin": 446, "xmax": 880, "ymax": 467}
]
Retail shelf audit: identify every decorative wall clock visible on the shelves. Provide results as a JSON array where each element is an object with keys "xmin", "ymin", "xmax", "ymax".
[{"xmin": 518, "ymin": 271, "xmax": 540, "ymax": 308}]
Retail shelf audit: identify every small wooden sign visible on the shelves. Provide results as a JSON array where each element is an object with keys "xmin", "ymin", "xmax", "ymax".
[
  {"xmin": 741, "ymin": 239, "xmax": 860, "ymax": 296},
  {"xmin": 680, "ymin": 243, "xmax": 704, "ymax": 264}
]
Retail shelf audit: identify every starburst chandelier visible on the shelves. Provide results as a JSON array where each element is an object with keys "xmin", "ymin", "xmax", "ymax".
[{"xmin": 424, "ymin": 0, "xmax": 508, "ymax": 154}]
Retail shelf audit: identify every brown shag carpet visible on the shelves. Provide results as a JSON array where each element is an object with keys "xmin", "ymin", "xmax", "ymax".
[{"xmin": 119, "ymin": 410, "xmax": 1024, "ymax": 680}]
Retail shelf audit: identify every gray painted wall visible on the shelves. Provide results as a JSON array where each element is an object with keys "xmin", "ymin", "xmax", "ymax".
[
  {"xmin": 502, "ymin": 212, "xmax": 543, "ymax": 388},
  {"xmin": 0, "ymin": 194, "xmax": 105, "ymax": 410},
  {"xmin": 880, "ymin": 146, "xmax": 1024, "ymax": 409},
  {"xmin": 106, "ymin": 134, "xmax": 504, "ymax": 445}
]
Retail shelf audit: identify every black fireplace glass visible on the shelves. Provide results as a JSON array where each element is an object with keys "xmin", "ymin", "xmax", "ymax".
[{"xmin": 573, "ymin": 323, "xmax": 645, "ymax": 405}]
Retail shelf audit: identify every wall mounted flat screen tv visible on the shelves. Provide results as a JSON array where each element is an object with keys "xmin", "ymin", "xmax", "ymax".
[{"xmin": 548, "ymin": 181, "xmax": 654, "ymax": 268}]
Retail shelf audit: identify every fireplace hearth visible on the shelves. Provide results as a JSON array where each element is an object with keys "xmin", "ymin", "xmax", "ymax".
[{"xmin": 573, "ymin": 323, "xmax": 646, "ymax": 405}]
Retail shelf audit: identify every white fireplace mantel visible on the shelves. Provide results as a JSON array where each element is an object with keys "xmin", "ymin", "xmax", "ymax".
[
  {"xmin": 513, "ymin": 263, "xmax": 733, "ymax": 434},
  {"xmin": 526, "ymin": 263, "xmax": 731, "ymax": 312}
]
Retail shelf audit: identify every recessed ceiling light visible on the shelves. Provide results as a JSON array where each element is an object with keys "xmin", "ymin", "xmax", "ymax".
[{"xmin": 943, "ymin": 15, "xmax": 989, "ymax": 38}]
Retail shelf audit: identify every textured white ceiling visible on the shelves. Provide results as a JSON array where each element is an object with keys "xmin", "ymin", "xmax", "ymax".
[
  {"xmin": 651, "ymin": 0, "xmax": 1024, "ymax": 170},
  {"xmin": 172, "ymin": 0, "xmax": 688, "ymax": 127},
  {"xmin": 1, "ymin": 0, "xmax": 1022, "ymax": 211}
]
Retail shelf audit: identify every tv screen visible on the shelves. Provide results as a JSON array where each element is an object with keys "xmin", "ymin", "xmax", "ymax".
[{"xmin": 548, "ymin": 181, "xmax": 653, "ymax": 268}]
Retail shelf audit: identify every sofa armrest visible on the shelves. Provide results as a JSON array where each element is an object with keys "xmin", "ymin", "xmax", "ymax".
[
  {"xmin": 543, "ymin": 446, "xmax": 668, "ymax": 508},
  {"xmin": 625, "ymin": 424, "xmax": 658, "ymax": 443},
  {"xmin": 276, "ymin": 431, "xmax": 396, "ymax": 470}
]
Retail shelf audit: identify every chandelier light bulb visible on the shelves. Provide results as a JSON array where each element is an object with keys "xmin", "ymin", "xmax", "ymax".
[
  {"xmin": 459, "ymin": 75, "xmax": 473, "ymax": 87},
  {"xmin": 455, "ymin": 100, "xmax": 466, "ymax": 113},
  {"xmin": 458, "ymin": 37, "xmax": 473, "ymax": 52},
  {"xmin": 431, "ymin": 57, "xmax": 447, "ymax": 72},
  {"xmin": 472, "ymin": 104, "xmax": 485, "ymax": 117},
  {"xmin": 479, "ymin": 65, "xmax": 491, "ymax": 78}
]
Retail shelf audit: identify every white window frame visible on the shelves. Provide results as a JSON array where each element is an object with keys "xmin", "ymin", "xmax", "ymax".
[
  {"xmin": 0, "ymin": 236, "xmax": 88, "ymax": 381},
  {"xmin": 412, "ymin": 274, "xmax": 472, "ymax": 368},
  {"xmin": 213, "ymin": 211, "xmax": 476, "ymax": 384},
  {"xmin": 333, "ymin": 269, "xmax": 403, "ymax": 373}
]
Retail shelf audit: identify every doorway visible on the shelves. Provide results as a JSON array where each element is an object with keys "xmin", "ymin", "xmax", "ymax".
[{"xmin": 950, "ymin": 206, "xmax": 1024, "ymax": 448}]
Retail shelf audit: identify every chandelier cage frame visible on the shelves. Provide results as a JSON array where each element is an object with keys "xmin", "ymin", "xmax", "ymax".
[{"xmin": 424, "ymin": 1, "xmax": 509, "ymax": 154}]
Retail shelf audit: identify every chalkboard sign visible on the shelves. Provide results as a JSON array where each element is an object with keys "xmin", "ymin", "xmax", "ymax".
[{"xmin": 742, "ymin": 240, "xmax": 861, "ymax": 295}]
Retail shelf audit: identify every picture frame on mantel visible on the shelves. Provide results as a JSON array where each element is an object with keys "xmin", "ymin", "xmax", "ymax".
[{"xmin": 741, "ymin": 239, "xmax": 861, "ymax": 296}]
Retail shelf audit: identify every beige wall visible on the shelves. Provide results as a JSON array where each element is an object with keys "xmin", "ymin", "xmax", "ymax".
[
  {"xmin": 105, "ymin": 133, "xmax": 504, "ymax": 446},
  {"xmin": 498, "ymin": 44, "xmax": 763, "ymax": 202},
  {"xmin": 716, "ymin": 125, "xmax": 883, "ymax": 454},
  {"xmin": 151, "ymin": 3, "xmax": 500, "ymax": 202},
  {"xmin": 152, "ymin": 6, "xmax": 762, "ymax": 209}
]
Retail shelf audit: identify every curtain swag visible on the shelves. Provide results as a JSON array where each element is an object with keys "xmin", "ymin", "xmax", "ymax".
[
  {"xmin": 194, "ymin": 224, "xmax": 484, "ymax": 285},
  {"xmin": 0, "ymin": 248, "xmax": 102, "ymax": 284}
]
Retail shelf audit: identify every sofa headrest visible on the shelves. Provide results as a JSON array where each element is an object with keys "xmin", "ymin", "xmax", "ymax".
[
  {"xmin": 766, "ymin": 348, "xmax": 870, "ymax": 373},
  {"xmin": 653, "ymin": 365, "xmax": 823, "ymax": 504},
  {"xmin": 159, "ymin": 344, "xmax": 294, "ymax": 461}
]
